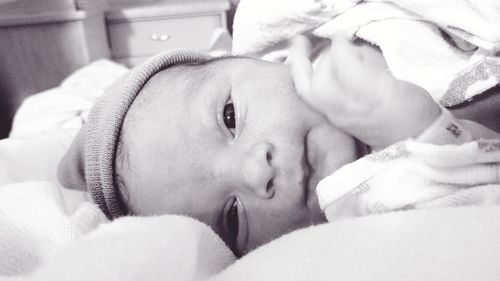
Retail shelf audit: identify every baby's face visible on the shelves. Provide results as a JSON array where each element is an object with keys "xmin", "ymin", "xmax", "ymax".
[{"xmin": 118, "ymin": 58, "xmax": 360, "ymax": 255}]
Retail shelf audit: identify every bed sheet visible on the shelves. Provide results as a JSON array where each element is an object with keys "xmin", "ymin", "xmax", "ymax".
[
  {"xmin": 0, "ymin": 59, "xmax": 128, "ymax": 212},
  {"xmin": 10, "ymin": 59, "xmax": 128, "ymax": 138}
]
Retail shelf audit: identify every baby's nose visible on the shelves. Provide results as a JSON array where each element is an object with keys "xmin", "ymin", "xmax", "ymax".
[{"xmin": 240, "ymin": 142, "xmax": 276, "ymax": 199}]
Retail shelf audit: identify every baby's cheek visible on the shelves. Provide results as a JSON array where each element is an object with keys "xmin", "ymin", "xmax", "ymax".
[
  {"xmin": 308, "ymin": 124, "xmax": 358, "ymax": 178},
  {"xmin": 245, "ymin": 200, "xmax": 311, "ymax": 252}
]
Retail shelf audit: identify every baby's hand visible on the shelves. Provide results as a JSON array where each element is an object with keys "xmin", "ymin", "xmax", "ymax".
[{"xmin": 289, "ymin": 35, "xmax": 441, "ymax": 149}]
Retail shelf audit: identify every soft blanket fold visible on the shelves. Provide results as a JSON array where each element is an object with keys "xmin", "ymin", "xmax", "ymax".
[
  {"xmin": 0, "ymin": 181, "xmax": 106, "ymax": 276},
  {"xmin": 210, "ymin": 206, "xmax": 500, "ymax": 281},
  {"xmin": 0, "ymin": 182, "xmax": 235, "ymax": 280},
  {"xmin": 26, "ymin": 216, "xmax": 236, "ymax": 281}
]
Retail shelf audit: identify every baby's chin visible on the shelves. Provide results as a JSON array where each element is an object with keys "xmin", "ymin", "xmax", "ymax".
[{"xmin": 305, "ymin": 124, "xmax": 362, "ymax": 219}]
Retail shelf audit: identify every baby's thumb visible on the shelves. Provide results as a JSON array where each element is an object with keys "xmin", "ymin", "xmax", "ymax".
[{"xmin": 289, "ymin": 35, "xmax": 313, "ymax": 97}]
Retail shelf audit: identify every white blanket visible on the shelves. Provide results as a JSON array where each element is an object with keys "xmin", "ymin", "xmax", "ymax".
[
  {"xmin": 211, "ymin": 206, "xmax": 500, "ymax": 281},
  {"xmin": 0, "ymin": 181, "xmax": 235, "ymax": 280},
  {"xmin": 0, "ymin": 181, "xmax": 106, "ymax": 276},
  {"xmin": 28, "ymin": 216, "xmax": 235, "ymax": 281}
]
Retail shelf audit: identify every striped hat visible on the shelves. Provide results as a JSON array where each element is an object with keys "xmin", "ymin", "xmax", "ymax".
[{"xmin": 58, "ymin": 49, "xmax": 212, "ymax": 219}]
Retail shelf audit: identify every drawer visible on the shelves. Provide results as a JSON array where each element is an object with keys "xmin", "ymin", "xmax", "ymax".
[{"xmin": 108, "ymin": 14, "xmax": 223, "ymax": 59}]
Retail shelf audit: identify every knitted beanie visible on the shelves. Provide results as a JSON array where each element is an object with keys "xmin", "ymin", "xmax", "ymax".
[{"xmin": 58, "ymin": 49, "xmax": 212, "ymax": 219}]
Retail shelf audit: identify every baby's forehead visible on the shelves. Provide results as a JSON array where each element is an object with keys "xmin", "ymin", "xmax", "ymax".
[
  {"xmin": 147, "ymin": 56, "xmax": 278, "ymax": 84},
  {"xmin": 128, "ymin": 57, "xmax": 260, "ymax": 126},
  {"xmin": 134, "ymin": 57, "xmax": 293, "ymax": 118},
  {"xmin": 139, "ymin": 57, "xmax": 256, "ymax": 97}
]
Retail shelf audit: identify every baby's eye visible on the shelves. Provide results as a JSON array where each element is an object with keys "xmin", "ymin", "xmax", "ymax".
[
  {"xmin": 222, "ymin": 196, "xmax": 247, "ymax": 256},
  {"xmin": 223, "ymin": 101, "xmax": 236, "ymax": 136}
]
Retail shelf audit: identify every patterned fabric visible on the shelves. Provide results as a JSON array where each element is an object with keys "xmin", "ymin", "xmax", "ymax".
[{"xmin": 317, "ymin": 111, "xmax": 500, "ymax": 222}]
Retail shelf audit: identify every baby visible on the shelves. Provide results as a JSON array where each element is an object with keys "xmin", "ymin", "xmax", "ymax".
[{"xmin": 58, "ymin": 41, "xmax": 500, "ymax": 257}]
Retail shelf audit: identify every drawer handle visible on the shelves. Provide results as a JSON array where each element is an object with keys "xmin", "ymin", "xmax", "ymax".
[{"xmin": 151, "ymin": 34, "xmax": 170, "ymax": 41}]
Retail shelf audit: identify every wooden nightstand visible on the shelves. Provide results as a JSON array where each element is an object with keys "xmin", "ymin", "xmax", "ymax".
[
  {"xmin": 106, "ymin": 0, "xmax": 230, "ymax": 66},
  {"xmin": 0, "ymin": 0, "xmax": 110, "ymax": 138}
]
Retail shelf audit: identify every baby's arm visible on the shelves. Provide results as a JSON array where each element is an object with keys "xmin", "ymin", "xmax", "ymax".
[{"xmin": 290, "ymin": 35, "xmax": 441, "ymax": 150}]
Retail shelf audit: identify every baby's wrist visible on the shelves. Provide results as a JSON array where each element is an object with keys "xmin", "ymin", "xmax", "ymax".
[{"xmin": 416, "ymin": 105, "xmax": 474, "ymax": 144}]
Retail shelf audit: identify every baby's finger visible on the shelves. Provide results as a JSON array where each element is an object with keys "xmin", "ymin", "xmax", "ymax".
[{"xmin": 289, "ymin": 35, "xmax": 313, "ymax": 97}]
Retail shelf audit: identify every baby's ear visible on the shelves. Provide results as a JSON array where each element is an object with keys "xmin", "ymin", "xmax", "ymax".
[{"xmin": 57, "ymin": 128, "xmax": 88, "ymax": 192}]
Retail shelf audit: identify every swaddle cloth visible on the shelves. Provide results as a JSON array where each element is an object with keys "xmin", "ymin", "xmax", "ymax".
[
  {"xmin": 232, "ymin": 0, "xmax": 500, "ymax": 106},
  {"xmin": 317, "ymin": 114, "xmax": 500, "ymax": 221}
]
